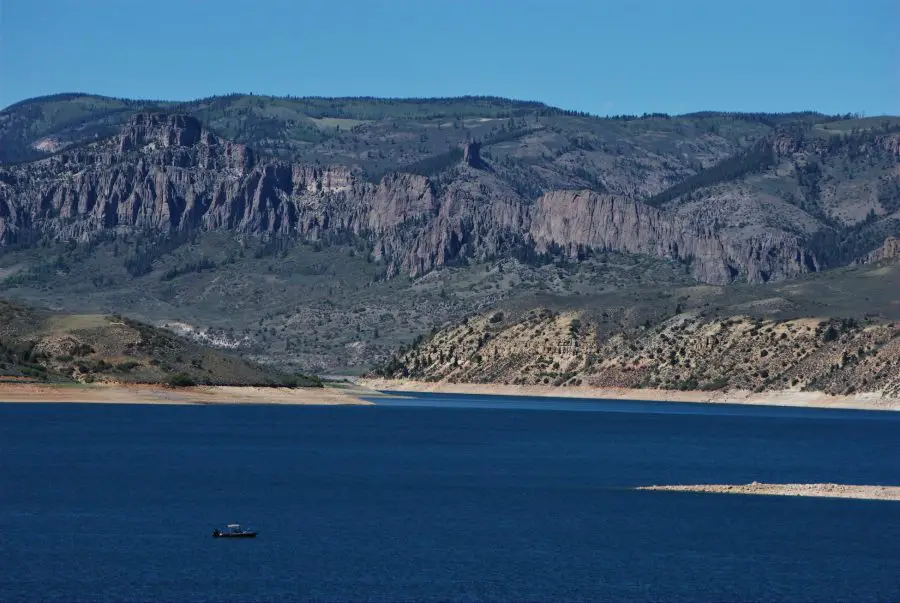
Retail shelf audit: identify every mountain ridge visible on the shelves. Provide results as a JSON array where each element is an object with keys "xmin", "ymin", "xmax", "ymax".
[
  {"xmin": 0, "ymin": 93, "xmax": 898, "ymax": 374},
  {"xmin": 1, "ymin": 109, "xmax": 880, "ymax": 285}
]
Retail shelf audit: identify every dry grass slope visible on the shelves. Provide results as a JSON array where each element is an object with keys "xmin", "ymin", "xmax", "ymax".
[
  {"xmin": 0, "ymin": 300, "xmax": 316, "ymax": 386},
  {"xmin": 380, "ymin": 308, "xmax": 900, "ymax": 398}
]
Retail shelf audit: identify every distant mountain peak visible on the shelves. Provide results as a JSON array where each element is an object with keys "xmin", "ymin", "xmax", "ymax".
[
  {"xmin": 118, "ymin": 112, "xmax": 207, "ymax": 153},
  {"xmin": 0, "ymin": 96, "xmax": 898, "ymax": 287}
]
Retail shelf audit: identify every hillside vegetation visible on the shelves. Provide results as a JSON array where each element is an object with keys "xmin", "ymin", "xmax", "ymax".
[
  {"xmin": 374, "ymin": 260, "xmax": 900, "ymax": 398},
  {"xmin": 0, "ymin": 299, "xmax": 318, "ymax": 387},
  {"xmin": 0, "ymin": 93, "xmax": 897, "ymax": 375},
  {"xmin": 0, "ymin": 232, "xmax": 691, "ymax": 373}
]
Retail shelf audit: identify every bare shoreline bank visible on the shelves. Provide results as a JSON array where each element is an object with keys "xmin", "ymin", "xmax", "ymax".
[
  {"xmin": 0, "ymin": 382, "xmax": 373, "ymax": 406},
  {"xmin": 637, "ymin": 483, "xmax": 900, "ymax": 501},
  {"xmin": 358, "ymin": 378, "xmax": 900, "ymax": 412},
  {"xmin": 6, "ymin": 379, "xmax": 899, "ymax": 412}
]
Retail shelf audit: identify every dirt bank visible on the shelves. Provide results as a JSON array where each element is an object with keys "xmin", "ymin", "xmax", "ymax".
[
  {"xmin": 359, "ymin": 378, "xmax": 900, "ymax": 411},
  {"xmin": 0, "ymin": 382, "xmax": 373, "ymax": 405},
  {"xmin": 637, "ymin": 483, "xmax": 900, "ymax": 501}
]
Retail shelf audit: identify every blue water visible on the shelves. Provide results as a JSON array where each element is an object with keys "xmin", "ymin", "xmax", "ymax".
[{"xmin": 1, "ymin": 394, "xmax": 898, "ymax": 602}]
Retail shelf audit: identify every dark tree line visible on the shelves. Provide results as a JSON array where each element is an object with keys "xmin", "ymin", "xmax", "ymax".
[
  {"xmin": 395, "ymin": 148, "xmax": 463, "ymax": 180},
  {"xmin": 806, "ymin": 218, "xmax": 900, "ymax": 268},
  {"xmin": 645, "ymin": 136, "xmax": 776, "ymax": 207},
  {"xmin": 252, "ymin": 236, "xmax": 296, "ymax": 259},
  {"xmin": 680, "ymin": 111, "xmax": 836, "ymax": 127},
  {"xmin": 878, "ymin": 177, "xmax": 900, "ymax": 214},
  {"xmin": 123, "ymin": 230, "xmax": 197, "ymax": 277},
  {"xmin": 366, "ymin": 125, "xmax": 542, "ymax": 184},
  {"xmin": 160, "ymin": 257, "xmax": 217, "ymax": 281},
  {"xmin": 569, "ymin": 165, "xmax": 607, "ymax": 193}
]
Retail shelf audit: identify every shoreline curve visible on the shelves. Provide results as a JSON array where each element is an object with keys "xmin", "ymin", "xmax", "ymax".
[
  {"xmin": 0, "ymin": 382, "xmax": 374, "ymax": 405},
  {"xmin": 358, "ymin": 378, "xmax": 900, "ymax": 412}
]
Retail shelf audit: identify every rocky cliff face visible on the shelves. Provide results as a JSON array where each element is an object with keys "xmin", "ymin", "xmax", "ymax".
[
  {"xmin": 864, "ymin": 236, "xmax": 900, "ymax": 263},
  {"xmin": 884, "ymin": 236, "xmax": 900, "ymax": 260},
  {"xmin": 0, "ymin": 112, "xmax": 822, "ymax": 284},
  {"xmin": 0, "ymin": 114, "xmax": 437, "ymax": 253},
  {"xmin": 528, "ymin": 190, "xmax": 818, "ymax": 283}
]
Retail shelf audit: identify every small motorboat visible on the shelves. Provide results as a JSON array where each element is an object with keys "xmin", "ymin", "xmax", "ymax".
[{"xmin": 213, "ymin": 524, "xmax": 258, "ymax": 538}]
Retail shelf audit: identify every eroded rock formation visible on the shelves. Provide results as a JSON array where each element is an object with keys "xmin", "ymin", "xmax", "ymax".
[{"xmin": 0, "ymin": 112, "xmax": 823, "ymax": 284}]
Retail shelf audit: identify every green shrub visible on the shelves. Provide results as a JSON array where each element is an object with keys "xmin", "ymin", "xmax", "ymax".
[
  {"xmin": 279, "ymin": 374, "xmax": 323, "ymax": 388},
  {"xmin": 569, "ymin": 319, "xmax": 582, "ymax": 335},
  {"xmin": 71, "ymin": 343, "xmax": 95, "ymax": 357},
  {"xmin": 167, "ymin": 372, "xmax": 196, "ymax": 387},
  {"xmin": 700, "ymin": 377, "xmax": 729, "ymax": 391}
]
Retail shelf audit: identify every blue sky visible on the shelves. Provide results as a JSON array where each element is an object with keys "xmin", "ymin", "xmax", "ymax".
[{"xmin": 1, "ymin": 0, "xmax": 897, "ymax": 115}]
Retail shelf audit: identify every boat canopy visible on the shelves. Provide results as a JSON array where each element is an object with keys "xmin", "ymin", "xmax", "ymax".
[{"xmin": 227, "ymin": 524, "xmax": 241, "ymax": 529}]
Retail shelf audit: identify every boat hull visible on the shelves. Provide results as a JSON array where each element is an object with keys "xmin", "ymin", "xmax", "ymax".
[{"xmin": 213, "ymin": 532, "xmax": 257, "ymax": 538}]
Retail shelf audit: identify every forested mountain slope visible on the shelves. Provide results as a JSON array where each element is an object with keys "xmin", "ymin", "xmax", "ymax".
[{"xmin": 0, "ymin": 93, "xmax": 897, "ymax": 373}]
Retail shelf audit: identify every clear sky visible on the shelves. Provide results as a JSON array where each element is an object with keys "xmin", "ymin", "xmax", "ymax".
[{"xmin": 1, "ymin": 0, "xmax": 897, "ymax": 115}]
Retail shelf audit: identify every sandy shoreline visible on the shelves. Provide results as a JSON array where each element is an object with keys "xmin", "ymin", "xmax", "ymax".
[
  {"xmin": 359, "ymin": 378, "xmax": 900, "ymax": 411},
  {"xmin": 0, "ymin": 382, "xmax": 373, "ymax": 405},
  {"xmin": 637, "ymin": 483, "xmax": 900, "ymax": 501},
  {"xmin": 6, "ymin": 379, "xmax": 900, "ymax": 411}
]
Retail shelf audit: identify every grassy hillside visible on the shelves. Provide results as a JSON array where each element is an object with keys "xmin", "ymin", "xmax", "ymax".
[
  {"xmin": 0, "ymin": 299, "xmax": 319, "ymax": 387},
  {"xmin": 0, "ymin": 232, "xmax": 695, "ymax": 373},
  {"xmin": 3, "ymin": 228, "xmax": 899, "ymax": 377}
]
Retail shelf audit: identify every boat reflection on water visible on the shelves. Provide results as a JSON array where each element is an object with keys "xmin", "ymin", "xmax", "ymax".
[{"xmin": 212, "ymin": 523, "xmax": 257, "ymax": 538}]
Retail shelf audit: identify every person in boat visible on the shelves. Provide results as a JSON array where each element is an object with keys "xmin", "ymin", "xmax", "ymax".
[{"xmin": 213, "ymin": 528, "xmax": 221, "ymax": 537}]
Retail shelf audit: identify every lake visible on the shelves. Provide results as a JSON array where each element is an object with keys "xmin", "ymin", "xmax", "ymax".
[{"xmin": 1, "ymin": 392, "xmax": 898, "ymax": 601}]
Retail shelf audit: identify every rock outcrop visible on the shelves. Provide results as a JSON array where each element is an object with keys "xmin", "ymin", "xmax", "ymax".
[
  {"xmin": 862, "ymin": 236, "xmax": 900, "ymax": 264},
  {"xmin": 529, "ymin": 190, "xmax": 818, "ymax": 283},
  {"xmin": 886, "ymin": 236, "xmax": 900, "ymax": 260},
  {"xmin": 376, "ymin": 309, "xmax": 900, "ymax": 398},
  {"xmin": 0, "ymin": 112, "xmax": 824, "ymax": 284},
  {"xmin": 0, "ymin": 114, "xmax": 437, "ymax": 256},
  {"xmin": 462, "ymin": 142, "xmax": 485, "ymax": 169}
]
